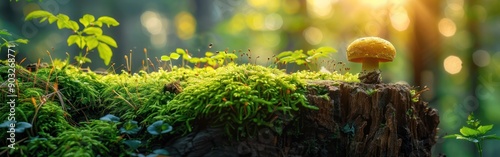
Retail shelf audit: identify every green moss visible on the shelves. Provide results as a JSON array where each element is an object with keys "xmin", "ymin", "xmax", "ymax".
[{"xmin": 1, "ymin": 56, "xmax": 362, "ymax": 155}]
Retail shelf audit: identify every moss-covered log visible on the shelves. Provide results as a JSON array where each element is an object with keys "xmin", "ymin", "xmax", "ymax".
[{"xmin": 165, "ymin": 80, "xmax": 440, "ymax": 157}]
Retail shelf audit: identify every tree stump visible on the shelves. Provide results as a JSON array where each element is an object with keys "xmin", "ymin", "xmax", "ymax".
[{"xmin": 165, "ymin": 81, "xmax": 440, "ymax": 157}]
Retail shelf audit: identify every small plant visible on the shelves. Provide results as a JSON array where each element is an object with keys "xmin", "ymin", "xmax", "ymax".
[
  {"xmin": 0, "ymin": 121, "xmax": 32, "ymax": 133},
  {"xmin": 275, "ymin": 47, "xmax": 337, "ymax": 70},
  {"xmin": 0, "ymin": 29, "xmax": 28, "ymax": 52},
  {"xmin": 444, "ymin": 113, "xmax": 500, "ymax": 157},
  {"xmin": 25, "ymin": 10, "xmax": 119, "ymax": 65}
]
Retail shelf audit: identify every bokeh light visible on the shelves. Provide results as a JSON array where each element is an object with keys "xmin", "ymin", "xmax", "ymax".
[
  {"xmin": 307, "ymin": 0, "xmax": 336, "ymax": 18},
  {"xmin": 472, "ymin": 50, "xmax": 490, "ymax": 67},
  {"xmin": 390, "ymin": 6, "xmax": 410, "ymax": 31},
  {"xmin": 443, "ymin": 55, "xmax": 462, "ymax": 74},
  {"xmin": 141, "ymin": 11, "xmax": 163, "ymax": 35},
  {"xmin": 264, "ymin": 13, "xmax": 283, "ymax": 31},
  {"xmin": 438, "ymin": 18, "xmax": 457, "ymax": 37},
  {"xmin": 175, "ymin": 11, "xmax": 196, "ymax": 40},
  {"xmin": 303, "ymin": 26, "xmax": 323, "ymax": 45}
]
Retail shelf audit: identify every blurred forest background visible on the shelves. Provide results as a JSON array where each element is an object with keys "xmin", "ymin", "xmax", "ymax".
[{"xmin": 1, "ymin": 0, "xmax": 500, "ymax": 156}]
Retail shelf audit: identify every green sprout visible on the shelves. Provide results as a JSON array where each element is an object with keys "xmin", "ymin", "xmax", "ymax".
[
  {"xmin": 444, "ymin": 113, "xmax": 500, "ymax": 157},
  {"xmin": 25, "ymin": 10, "xmax": 119, "ymax": 65},
  {"xmin": 0, "ymin": 29, "xmax": 28, "ymax": 52}
]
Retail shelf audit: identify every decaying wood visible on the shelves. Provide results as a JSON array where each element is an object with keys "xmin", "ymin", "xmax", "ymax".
[{"xmin": 165, "ymin": 80, "xmax": 440, "ymax": 157}]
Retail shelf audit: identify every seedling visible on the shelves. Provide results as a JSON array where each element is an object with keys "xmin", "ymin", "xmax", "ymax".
[
  {"xmin": 0, "ymin": 29, "xmax": 28, "ymax": 52},
  {"xmin": 25, "ymin": 10, "xmax": 119, "ymax": 65},
  {"xmin": 444, "ymin": 113, "xmax": 500, "ymax": 157}
]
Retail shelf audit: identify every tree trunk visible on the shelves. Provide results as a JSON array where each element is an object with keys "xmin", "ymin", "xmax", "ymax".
[{"xmin": 166, "ymin": 81, "xmax": 440, "ymax": 157}]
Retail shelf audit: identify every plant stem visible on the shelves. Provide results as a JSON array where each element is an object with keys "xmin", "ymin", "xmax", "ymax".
[{"xmin": 476, "ymin": 142, "xmax": 483, "ymax": 157}]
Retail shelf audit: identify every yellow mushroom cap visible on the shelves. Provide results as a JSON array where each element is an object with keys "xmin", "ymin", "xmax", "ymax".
[{"xmin": 347, "ymin": 37, "xmax": 396, "ymax": 63}]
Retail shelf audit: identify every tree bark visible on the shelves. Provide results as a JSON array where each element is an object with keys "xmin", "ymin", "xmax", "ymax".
[{"xmin": 166, "ymin": 81, "xmax": 440, "ymax": 157}]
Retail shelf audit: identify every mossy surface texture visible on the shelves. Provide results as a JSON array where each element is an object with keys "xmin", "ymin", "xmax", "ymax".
[{"xmin": 0, "ymin": 60, "xmax": 358, "ymax": 156}]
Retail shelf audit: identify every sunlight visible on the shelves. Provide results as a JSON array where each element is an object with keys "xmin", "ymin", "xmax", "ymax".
[{"xmin": 444, "ymin": 55, "xmax": 462, "ymax": 74}]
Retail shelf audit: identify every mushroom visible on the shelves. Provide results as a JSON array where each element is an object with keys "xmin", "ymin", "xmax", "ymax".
[{"xmin": 346, "ymin": 37, "xmax": 396, "ymax": 84}]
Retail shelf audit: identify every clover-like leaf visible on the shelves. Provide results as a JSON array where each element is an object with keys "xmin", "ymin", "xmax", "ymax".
[
  {"xmin": 123, "ymin": 139, "xmax": 141, "ymax": 150},
  {"xmin": 169, "ymin": 52, "xmax": 180, "ymax": 60},
  {"xmin": 161, "ymin": 55, "xmax": 170, "ymax": 61},
  {"xmin": 145, "ymin": 149, "xmax": 170, "ymax": 156},
  {"xmin": 0, "ymin": 121, "xmax": 32, "ymax": 133},
  {"xmin": 147, "ymin": 120, "xmax": 173, "ymax": 135},
  {"xmin": 176, "ymin": 48, "xmax": 186, "ymax": 55},
  {"xmin": 120, "ymin": 120, "xmax": 141, "ymax": 135},
  {"xmin": 205, "ymin": 52, "xmax": 214, "ymax": 57},
  {"xmin": 153, "ymin": 149, "xmax": 170, "ymax": 155},
  {"xmin": 100, "ymin": 114, "xmax": 120, "ymax": 122}
]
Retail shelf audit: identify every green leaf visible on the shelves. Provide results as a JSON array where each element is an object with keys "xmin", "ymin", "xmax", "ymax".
[
  {"xmin": 97, "ymin": 43, "xmax": 112, "ymax": 65},
  {"xmin": 25, "ymin": 10, "xmax": 55, "ymax": 21},
  {"xmin": 48, "ymin": 16, "xmax": 58, "ymax": 24},
  {"xmin": 85, "ymin": 36, "xmax": 99, "ymax": 50},
  {"xmin": 120, "ymin": 120, "xmax": 141, "ymax": 135},
  {"xmin": 207, "ymin": 58, "xmax": 216, "ymax": 66},
  {"xmin": 481, "ymin": 134, "xmax": 500, "ymax": 140},
  {"xmin": 69, "ymin": 20, "xmax": 80, "ymax": 31},
  {"xmin": 316, "ymin": 46, "xmax": 337, "ymax": 54},
  {"xmin": 14, "ymin": 39, "xmax": 28, "ymax": 44},
  {"xmin": 467, "ymin": 113, "xmax": 480, "ymax": 127},
  {"xmin": 182, "ymin": 54, "xmax": 192, "ymax": 60},
  {"xmin": 170, "ymin": 53, "xmax": 180, "ymax": 60},
  {"xmin": 67, "ymin": 35, "xmax": 85, "ymax": 49},
  {"xmin": 176, "ymin": 48, "xmax": 186, "ymax": 55},
  {"xmin": 276, "ymin": 51, "xmax": 293, "ymax": 59},
  {"xmin": 188, "ymin": 57, "xmax": 200, "ymax": 63},
  {"xmin": 123, "ymin": 140, "xmax": 141, "ymax": 150},
  {"xmin": 79, "ymin": 14, "xmax": 95, "ymax": 27},
  {"xmin": 205, "ymin": 52, "xmax": 214, "ymax": 57},
  {"xmin": 160, "ymin": 55, "xmax": 170, "ymax": 61},
  {"xmin": 99, "ymin": 114, "xmax": 120, "ymax": 122},
  {"xmin": 39, "ymin": 17, "xmax": 47, "ymax": 23},
  {"xmin": 460, "ymin": 126, "xmax": 480, "ymax": 137},
  {"xmin": 296, "ymin": 59, "xmax": 306, "ymax": 65},
  {"xmin": 477, "ymin": 125, "xmax": 493, "ymax": 134},
  {"xmin": 456, "ymin": 136, "xmax": 479, "ymax": 143},
  {"xmin": 0, "ymin": 29, "xmax": 11, "ymax": 36},
  {"xmin": 443, "ymin": 134, "xmax": 460, "ymax": 139},
  {"xmin": 147, "ymin": 120, "xmax": 173, "ymax": 135},
  {"xmin": 96, "ymin": 16, "xmax": 120, "ymax": 27},
  {"xmin": 226, "ymin": 53, "xmax": 238, "ymax": 59},
  {"xmin": 96, "ymin": 35, "xmax": 117, "ymax": 48},
  {"xmin": 83, "ymin": 27, "xmax": 103, "ymax": 35}
]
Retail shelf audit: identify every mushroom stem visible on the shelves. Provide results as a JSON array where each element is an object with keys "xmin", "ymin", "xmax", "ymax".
[{"xmin": 361, "ymin": 58, "xmax": 380, "ymax": 72}]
